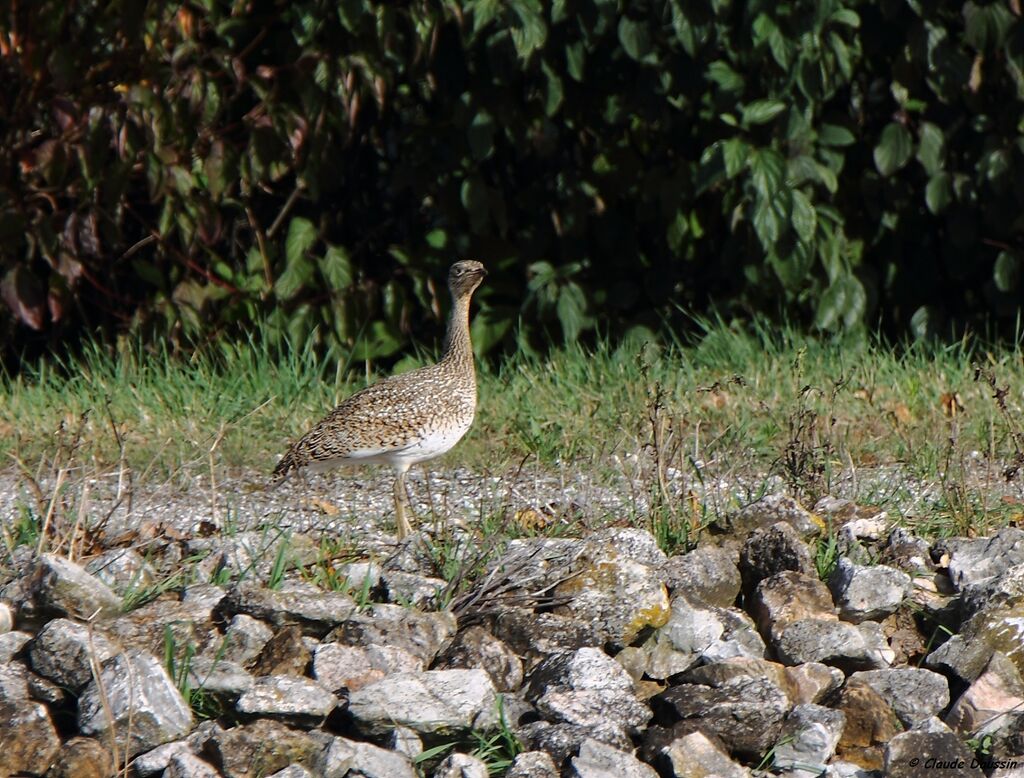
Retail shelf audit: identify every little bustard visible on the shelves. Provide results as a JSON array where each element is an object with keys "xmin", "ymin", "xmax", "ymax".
[{"xmin": 272, "ymin": 260, "xmax": 487, "ymax": 539}]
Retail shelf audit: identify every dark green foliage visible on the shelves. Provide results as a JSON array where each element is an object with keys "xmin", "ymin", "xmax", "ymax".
[{"xmin": 3, "ymin": 0, "xmax": 1024, "ymax": 369}]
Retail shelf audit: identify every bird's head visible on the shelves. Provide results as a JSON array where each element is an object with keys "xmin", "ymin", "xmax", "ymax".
[{"xmin": 448, "ymin": 260, "xmax": 487, "ymax": 298}]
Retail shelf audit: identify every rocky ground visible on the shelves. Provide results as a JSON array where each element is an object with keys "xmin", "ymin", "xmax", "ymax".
[{"xmin": 5, "ymin": 470, "xmax": 1024, "ymax": 777}]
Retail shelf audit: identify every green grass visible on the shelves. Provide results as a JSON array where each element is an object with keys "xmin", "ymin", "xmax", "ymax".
[{"xmin": 3, "ymin": 318, "xmax": 1024, "ymax": 543}]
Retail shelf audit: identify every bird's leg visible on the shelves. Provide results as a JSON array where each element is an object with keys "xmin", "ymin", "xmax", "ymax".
[{"xmin": 393, "ymin": 469, "xmax": 414, "ymax": 539}]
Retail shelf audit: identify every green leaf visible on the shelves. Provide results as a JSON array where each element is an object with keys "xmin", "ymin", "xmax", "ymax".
[
  {"xmin": 964, "ymin": 1, "xmax": 1014, "ymax": 51},
  {"xmin": 467, "ymin": 111, "xmax": 495, "ymax": 161},
  {"xmin": 203, "ymin": 140, "xmax": 235, "ymax": 200},
  {"xmin": 469, "ymin": 0, "xmax": 502, "ymax": 34},
  {"xmin": 752, "ymin": 188, "xmax": 791, "ymax": 249},
  {"xmin": 925, "ymin": 171, "xmax": 953, "ymax": 214},
  {"xmin": 818, "ymin": 123, "xmax": 856, "ymax": 147},
  {"xmin": 285, "ymin": 217, "xmax": 317, "ymax": 268},
  {"xmin": 667, "ymin": 210, "xmax": 688, "ymax": 253},
  {"xmin": 566, "ymin": 41, "xmax": 585, "ymax": 81},
  {"xmin": 274, "ymin": 253, "xmax": 315, "ymax": 300},
  {"xmin": 994, "ymin": 251, "xmax": 1021, "ymax": 292},
  {"xmin": 509, "ymin": 0, "xmax": 547, "ymax": 60},
  {"xmin": 556, "ymin": 281, "xmax": 587, "ymax": 342},
  {"xmin": 873, "ymin": 123, "xmax": 913, "ymax": 176},
  {"xmin": 749, "ymin": 148, "xmax": 786, "ymax": 196},
  {"xmin": 461, "ymin": 176, "xmax": 489, "ymax": 233},
  {"xmin": 721, "ymin": 138, "xmax": 748, "ymax": 178},
  {"xmin": 321, "ymin": 245, "xmax": 352, "ymax": 290},
  {"xmin": 707, "ymin": 61, "xmax": 744, "ymax": 93},
  {"xmin": 791, "ymin": 190, "xmax": 817, "ymax": 243},
  {"xmin": 742, "ymin": 99, "xmax": 787, "ymax": 126},
  {"xmin": 916, "ymin": 122, "xmax": 945, "ymax": 176},
  {"xmin": 618, "ymin": 17, "xmax": 652, "ymax": 61},
  {"xmin": 829, "ymin": 8, "xmax": 860, "ymax": 28},
  {"xmin": 815, "ymin": 274, "xmax": 866, "ymax": 330},
  {"xmin": 542, "ymin": 60, "xmax": 564, "ymax": 116},
  {"xmin": 426, "ymin": 229, "xmax": 447, "ymax": 250}
]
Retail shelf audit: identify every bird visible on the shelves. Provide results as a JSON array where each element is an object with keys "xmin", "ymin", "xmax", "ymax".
[{"xmin": 272, "ymin": 260, "xmax": 487, "ymax": 539}]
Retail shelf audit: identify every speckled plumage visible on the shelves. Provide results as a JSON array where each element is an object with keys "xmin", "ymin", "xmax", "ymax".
[{"xmin": 272, "ymin": 260, "xmax": 486, "ymax": 538}]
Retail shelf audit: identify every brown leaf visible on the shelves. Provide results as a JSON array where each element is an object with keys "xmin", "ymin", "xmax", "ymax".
[
  {"xmin": 304, "ymin": 497, "xmax": 341, "ymax": 516},
  {"xmin": 940, "ymin": 392, "xmax": 964, "ymax": 417},
  {"xmin": 1, "ymin": 266, "xmax": 47, "ymax": 330}
]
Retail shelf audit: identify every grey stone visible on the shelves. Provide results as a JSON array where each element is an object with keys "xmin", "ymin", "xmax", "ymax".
[
  {"xmin": 945, "ymin": 652, "xmax": 1024, "ymax": 745},
  {"xmin": 724, "ymin": 493, "xmax": 823, "ymax": 539},
  {"xmin": 941, "ymin": 528, "xmax": 1024, "ymax": 591},
  {"xmin": 267, "ymin": 765, "xmax": 316, "ymax": 778},
  {"xmin": 182, "ymin": 583, "xmax": 228, "ymax": 609},
  {"xmin": 571, "ymin": 737, "xmax": 658, "ymax": 778},
  {"xmin": 187, "ymin": 656, "xmax": 254, "ymax": 696},
  {"xmin": 0, "ymin": 601, "xmax": 11, "ymax": 632},
  {"xmin": 236, "ymin": 675, "xmax": 337, "ymax": 720},
  {"xmin": 682, "ymin": 657, "xmax": 842, "ymax": 707},
  {"xmin": 772, "ymin": 703, "xmax": 845, "ymax": 777},
  {"xmin": 250, "ymin": 624, "xmax": 312, "ymax": 676},
  {"xmin": 165, "ymin": 752, "xmax": 221, "ymax": 778},
  {"xmin": 382, "ymin": 570, "xmax": 447, "ymax": 608},
  {"xmin": 434, "ymin": 752, "xmax": 490, "ymax": 778},
  {"xmin": 78, "ymin": 649, "xmax": 193, "ymax": 758},
  {"xmin": 334, "ymin": 560, "xmax": 381, "ymax": 589},
  {"xmin": 436, "ymin": 625, "xmax": 524, "ymax": 692},
  {"xmin": 221, "ymin": 613, "xmax": 274, "ymax": 667},
  {"xmin": 85, "ymin": 547, "xmax": 156, "ymax": 596},
  {"xmin": 348, "ymin": 669, "xmax": 499, "ymax": 736},
  {"xmin": 527, "ymin": 648, "xmax": 651, "ymax": 738},
  {"xmin": 0, "ymin": 661, "xmax": 30, "ymax": 700},
  {"xmin": 774, "ymin": 618, "xmax": 894, "ymax": 671},
  {"xmin": 34, "ymin": 553, "xmax": 122, "ymax": 619},
  {"xmin": 328, "ymin": 603, "xmax": 456, "ymax": 662},
  {"xmin": 189, "ymin": 531, "xmax": 321, "ymax": 580},
  {"xmin": 314, "ymin": 735, "xmax": 356, "ymax": 778},
  {"xmin": 884, "ymin": 717, "xmax": 983, "ymax": 777},
  {"xmin": 661, "ymin": 545, "xmax": 741, "ymax": 607},
  {"xmin": 203, "ymin": 718, "xmax": 320, "ymax": 778},
  {"xmin": 507, "ymin": 750, "xmax": 559, "ymax": 778},
  {"xmin": 313, "ymin": 641, "xmax": 423, "ymax": 692},
  {"xmin": 107, "ymin": 597, "xmax": 218, "ymax": 661},
  {"xmin": 217, "ymin": 581, "xmax": 358, "ymax": 637},
  {"xmin": 387, "ymin": 725, "xmax": 424, "ymax": 759},
  {"xmin": 740, "ymin": 521, "xmax": 817, "ymax": 591},
  {"xmin": 493, "ymin": 609, "xmax": 603, "ymax": 658},
  {"xmin": 661, "ymin": 731, "xmax": 751, "ymax": 777},
  {"xmin": 752, "ymin": 571, "xmax": 837, "ymax": 642},
  {"xmin": 848, "ymin": 668, "xmax": 951, "ymax": 727},
  {"xmin": 658, "ymin": 592, "xmax": 725, "ymax": 658},
  {"xmin": 344, "ymin": 737, "xmax": 418, "ymax": 778},
  {"xmin": 704, "ymin": 607, "xmax": 766, "ymax": 662},
  {"xmin": 652, "ymin": 675, "xmax": 790, "ymax": 760},
  {"xmin": 30, "ymin": 617, "xmax": 121, "ymax": 690},
  {"xmin": 828, "ymin": 558, "xmax": 912, "ymax": 622},
  {"xmin": 0, "ymin": 698, "xmax": 61, "ymax": 776},
  {"xmin": 516, "ymin": 721, "xmax": 633, "ymax": 765},
  {"xmin": 45, "ymin": 735, "xmax": 115, "ymax": 778},
  {"xmin": 0, "ymin": 630, "xmax": 32, "ymax": 662},
  {"xmin": 132, "ymin": 740, "xmax": 194, "ymax": 777}
]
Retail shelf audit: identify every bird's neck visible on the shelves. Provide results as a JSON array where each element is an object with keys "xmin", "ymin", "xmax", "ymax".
[{"xmin": 441, "ymin": 294, "xmax": 474, "ymax": 371}]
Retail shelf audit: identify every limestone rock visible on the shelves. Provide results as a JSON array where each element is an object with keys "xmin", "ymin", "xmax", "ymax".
[
  {"xmin": 508, "ymin": 750, "xmax": 560, "ymax": 778},
  {"xmin": 327, "ymin": 603, "xmax": 456, "ymax": 662},
  {"xmin": 435, "ymin": 625, "xmax": 524, "ymax": 692},
  {"xmin": 382, "ymin": 571, "xmax": 447, "ymax": 608},
  {"xmin": 0, "ymin": 630, "xmax": 32, "ymax": 662},
  {"xmin": 884, "ymin": 717, "xmax": 983, "ymax": 777},
  {"xmin": 313, "ymin": 641, "xmax": 423, "ymax": 692},
  {"xmin": 34, "ymin": 553, "xmax": 122, "ymax": 619},
  {"xmin": 0, "ymin": 601, "xmax": 12, "ymax": 632},
  {"xmin": 835, "ymin": 680, "xmax": 902, "ymax": 770},
  {"xmin": 570, "ymin": 737, "xmax": 658, "ymax": 778},
  {"xmin": 651, "ymin": 675, "xmax": 789, "ymax": 760},
  {"xmin": 107, "ymin": 597, "xmax": 218, "ymax": 660},
  {"xmin": 217, "ymin": 581, "xmax": 357, "ymax": 638},
  {"xmin": 661, "ymin": 544, "xmax": 741, "ymax": 607},
  {"xmin": 771, "ymin": 703, "xmax": 845, "ymax": 776},
  {"xmin": 85, "ymin": 547, "xmax": 156, "ymax": 596},
  {"xmin": 941, "ymin": 528, "xmax": 1024, "ymax": 591},
  {"xmin": 723, "ymin": 493, "xmax": 823, "ymax": 539},
  {"xmin": 681, "ymin": 657, "xmax": 842, "ymax": 707},
  {"xmin": 251, "ymin": 624, "xmax": 311, "ymax": 676},
  {"xmin": 828, "ymin": 557, "xmax": 912, "ymax": 622},
  {"xmin": 78, "ymin": 649, "xmax": 193, "ymax": 758},
  {"xmin": 235, "ymin": 675, "xmax": 337, "ymax": 721},
  {"xmin": 348, "ymin": 669, "xmax": 499, "ymax": 736},
  {"xmin": 187, "ymin": 656, "xmax": 254, "ymax": 697},
  {"xmin": 660, "ymin": 731, "xmax": 751, "ymax": 778},
  {"xmin": 516, "ymin": 720, "xmax": 633, "ymax": 766},
  {"xmin": 434, "ymin": 752, "xmax": 490, "ymax": 778},
  {"xmin": 945, "ymin": 652, "xmax": 1024, "ymax": 745},
  {"xmin": 751, "ymin": 571, "xmax": 836, "ymax": 642},
  {"xmin": 203, "ymin": 718, "xmax": 321, "ymax": 778},
  {"xmin": 0, "ymin": 698, "xmax": 61, "ymax": 776},
  {"xmin": 740, "ymin": 521, "xmax": 817, "ymax": 592},
  {"xmin": 30, "ymin": 617, "xmax": 122, "ymax": 691},
  {"xmin": 773, "ymin": 618, "xmax": 894, "ymax": 671},
  {"xmin": 165, "ymin": 752, "xmax": 221, "ymax": 778},
  {"xmin": 493, "ymin": 609, "xmax": 603, "ymax": 659},
  {"xmin": 848, "ymin": 667, "xmax": 951, "ymax": 727},
  {"xmin": 45, "ymin": 736, "xmax": 115, "ymax": 778},
  {"xmin": 342, "ymin": 737, "xmax": 417, "ymax": 778},
  {"xmin": 266, "ymin": 766, "xmax": 315, "ymax": 778},
  {"xmin": 221, "ymin": 613, "xmax": 274, "ymax": 667},
  {"xmin": 526, "ymin": 648, "xmax": 651, "ymax": 739}
]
